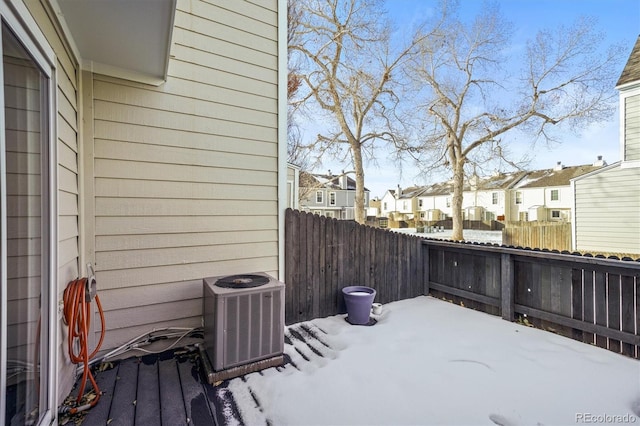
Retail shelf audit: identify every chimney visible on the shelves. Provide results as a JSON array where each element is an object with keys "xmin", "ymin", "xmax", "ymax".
[
  {"xmin": 593, "ymin": 155, "xmax": 606, "ymax": 167},
  {"xmin": 396, "ymin": 184, "xmax": 401, "ymax": 198},
  {"xmin": 339, "ymin": 170, "xmax": 347, "ymax": 189},
  {"xmin": 327, "ymin": 169, "xmax": 332, "ymax": 177},
  {"xmin": 554, "ymin": 161, "xmax": 564, "ymax": 171}
]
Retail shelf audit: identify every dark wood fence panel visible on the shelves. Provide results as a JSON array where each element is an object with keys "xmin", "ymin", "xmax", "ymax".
[
  {"xmin": 285, "ymin": 210, "xmax": 639, "ymax": 359},
  {"xmin": 423, "ymin": 240, "xmax": 640, "ymax": 359},
  {"xmin": 285, "ymin": 209, "xmax": 425, "ymax": 324}
]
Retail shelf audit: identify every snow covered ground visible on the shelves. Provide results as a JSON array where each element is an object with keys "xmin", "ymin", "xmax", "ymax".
[
  {"xmin": 229, "ymin": 296, "xmax": 639, "ymax": 426},
  {"xmin": 392, "ymin": 228, "xmax": 504, "ymax": 245}
]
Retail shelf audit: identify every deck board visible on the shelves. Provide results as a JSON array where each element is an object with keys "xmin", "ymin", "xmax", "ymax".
[
  {"xmin": 60, "ymin": 323, "xmax": 331, "ymax": 426},
  {"xmin": 158, "ymin": 353, "xmax": 188, "ymax": 426},
  {"xmin": 135, "ymin": 355, "xmax": 161, "ymax": 425},
  {"xmin": 108, "ymin": 358, "xmax": 139, "ymax": 426},
  {"xmin": 79, "ymin": 362, "xmax": 118, "ymax": 424}
]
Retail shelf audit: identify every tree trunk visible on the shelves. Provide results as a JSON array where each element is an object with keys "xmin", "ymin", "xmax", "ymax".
[
  {"xmin": 451, "ymin": 160, "xmax": 465, "ymax": 241},
  {"xmin": 352, "ymin": 143, "xmax": 366, "ymax": 224}
]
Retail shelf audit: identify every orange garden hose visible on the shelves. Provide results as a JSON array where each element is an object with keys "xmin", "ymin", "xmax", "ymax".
[{"xmin": 62, "ymin": 277, "xmax": 106, "ymax": 414}]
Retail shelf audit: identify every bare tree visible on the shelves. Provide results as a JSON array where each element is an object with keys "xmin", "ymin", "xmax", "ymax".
[
  {"xmin": 289, "ymin": 0, "xmax": 441, "ymax": 224},
  {"xmin": 410, "ymin": 1, "xmax": 625, "ymax": 240},
  {"xmin": 287, "ymin": 0, "xmax": 309, "ymax": 168}
]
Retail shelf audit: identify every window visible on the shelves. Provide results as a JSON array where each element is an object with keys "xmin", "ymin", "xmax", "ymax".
[
  {"xmin": 383, "ymin": 202, "xmax": 387, "ymax": 210},
  {"xmin": 1, "ymin": 19, "xmax": 55, "ymax": 426},
  {"xmin": 403, "ymin": 201, "xmax": 408, "ymax": 210},
  {"xmin": 313, "ymin": 210, "xmax": 321, "ymax": 215},
  {"xmin": 492, "ymin": 192, "xmax": 498, "ymax": 205},
  {"xmin": 316, "ymin": 190, "xmax": 323, "ymax": 203},
  {"xmin": 550, "ymin": 189, "xmax": 559, "ymax": 201},
  {"xmin": 515, "ymin": 191, "xmax": 523, "ymax": 205},
  {"xmin": 418, "ymin": 199, "xmax": 423, "ymax": 208},
  {"xmin": 551, "ymin": 210, "xmax": 561, "ymax": 219},
  {"xmin": 420, "ymin": 212, "xmax": 425, "ymax": 219},
  {"xmin": 325, "ymin": 211, "xmax": 334, "ymax": 218},
  {"xmin": 329, "ymin": 191, "xmax": 336, "ymax": 206},
  {"xmin": 446, "ymin": 197, "xmax": 451, "ymax": 207}
]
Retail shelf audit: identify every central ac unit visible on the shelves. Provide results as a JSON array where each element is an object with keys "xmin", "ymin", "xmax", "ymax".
[{"xmin": 202, "ymin": 273, "xmax": 285, "ymax": 382}]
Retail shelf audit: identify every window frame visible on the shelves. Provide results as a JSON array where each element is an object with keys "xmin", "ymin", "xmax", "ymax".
[
  {"xmin": 515, "ymin": 191, "xmax": 523, "ymax": 205},
  {"xmin": 315, "ymin": 190, "xmax": 323, "ymax": 204},
  {"xmin": 0, "ymin": 2, "xmax": 58, "ymax": 424}
]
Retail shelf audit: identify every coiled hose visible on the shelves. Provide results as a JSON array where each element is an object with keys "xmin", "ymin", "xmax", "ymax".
[{"xmin": 61, "ymin": 277, "xmax": 106, "ymax": 414}]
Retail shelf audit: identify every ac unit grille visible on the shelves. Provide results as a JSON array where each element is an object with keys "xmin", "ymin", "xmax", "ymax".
[{"xmin": 203, "ymin": 274, "xmax": 285, "ymax": 371}]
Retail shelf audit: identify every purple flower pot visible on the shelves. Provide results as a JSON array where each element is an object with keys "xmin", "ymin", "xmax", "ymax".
[{"xmin": 342, "ymin": 286, "xmax": 376, "ymax": 325}]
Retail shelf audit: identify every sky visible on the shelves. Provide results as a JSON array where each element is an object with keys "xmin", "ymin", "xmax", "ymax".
[
  {"xmin": 222, "ymin": 296, "xmax": 639, "ymax": 425},
  {"xmin": 298, "ymin": 0, "xmax": 640, "ymax": 198}
]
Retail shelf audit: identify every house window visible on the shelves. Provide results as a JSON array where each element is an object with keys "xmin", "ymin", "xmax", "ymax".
[
  {"xmin": 551, "ymin": 210, "xmax": 561, "ymax": 219},
  {"xmin": 383, "ymin": 202, "xmax": 387, "ymax": 210},
  {"xmin": 446, "ymin": 197, "xmax": 451, "ymax": 207},
  {"xmin": 403, "ymin": 201, "xmax": 408, "ymax": 210},
  {"xmin": 418, "ymin": 199, "xmax": 423, "ymax": 208},
  {"xmin": 492, "ymin": 192, "xmax": 498, "ymax": 205},
  {"xmin": 1, "ymin": 21, "xmax": 55, "ymax": 425},
  {"xmin": 313, "ymin": 210, "xmax": 321, "ymax": 215},
  {"xmin": 329, "ymin": 191, "xmax": 336, "ymax": 206},
  {"xmin": 420, "ymin": 212, "xmax": 425, "ymax": 219},
  {"xmin": 325, "ymin": 211, "xmax": 334, "ymax": 218},
  {"xmin": 515, "ymin": 191, "xmax": 523, "ymax": 205},
  {"xmin": 316, "ymin": 190, "xmax": 323, "ymax": 203},
  {"xmin": 550, "ymin": 189, "xmax": 559, "ymax": 201}
]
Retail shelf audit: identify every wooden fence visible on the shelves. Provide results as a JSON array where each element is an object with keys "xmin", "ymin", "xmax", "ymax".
[
  {"xmin": 285, "ymin": 209, "xmax": 640, "ymax": 358},
  {"xmin": 425, "ymin": 240, "xmax": 640, "ymax": 359},
  {"xmin": 284, "ymin": 209, "xmax": 424, "ymax": 324},
  {"xmin": 502, "ymin": 221, "xmax": 571, "ymax": 251}
]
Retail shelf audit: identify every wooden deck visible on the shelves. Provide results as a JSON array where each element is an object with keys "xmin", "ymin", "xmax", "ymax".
[
  {"xmin": 60, "ymin": 321, "xmax": 336, "ymax": 426},
  {"xmin": 60, "ymin": 348, "xmax": 231, "ymax": 426}
]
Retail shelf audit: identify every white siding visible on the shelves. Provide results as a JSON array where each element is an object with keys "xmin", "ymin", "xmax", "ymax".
[
  {"xmin": 23, "ymin": 0, "xmax": 81, "ymax": 401},
  {"xmin": 86, "ymin": 0, "xmax": 280, "ymax": 352},
  {"xmin": 625, "ymin": 94, "xmax": 640, "ymax": 161},
  {"xmin": 575, "ymin": 166, "xmax": 640, "ymax": 254}
]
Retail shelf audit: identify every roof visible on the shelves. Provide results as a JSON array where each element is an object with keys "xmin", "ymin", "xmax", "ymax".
[
  {"xmin": 617, "ymin": 35, "xmax": 640, "ymax": 87},
  {"xmin": 513, "ymin": 164, "xmax": 601, "ymax": 189},
  {"xmin": 299, "ymin": 172, "xmax": 369, "ymax": 192}
]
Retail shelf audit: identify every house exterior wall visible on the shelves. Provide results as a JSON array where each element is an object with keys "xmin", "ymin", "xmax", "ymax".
[
  {"xmin": 286, "ymin": 164, "xmax": 299, "ymax": 209},
  {"xmin": 4, "ymin": 0, "xmax": 284, "ymax": 417},
  {"xmin": 300, "ymin": 186, "xmax": 367, "ymax": 219},
  {"xmin": 574, "ymin": 165, "xmax": 640, "ymax": 254},
  {"xmin": 624, "ymin": 93, "xmax": 640, "ymax": 161},
  {"xmin": 22, "ymin": 0, "xmax": 81, "ymax": 401},
  {"xmin": 380, "ymin": 191, "xmax": 396, "ymax": 217},
  {"xmin": 83, "ymin": 0, "xmax": 280, "ymax": 355}
]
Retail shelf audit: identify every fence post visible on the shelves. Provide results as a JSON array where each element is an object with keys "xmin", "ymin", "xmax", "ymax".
[
  {"xmin": 422, "ymin": 241, "xmax": 430, "ymax": 296},
  {"xmin": 501, "ymin": 253, "xmax": 514, "ymax": 321}
]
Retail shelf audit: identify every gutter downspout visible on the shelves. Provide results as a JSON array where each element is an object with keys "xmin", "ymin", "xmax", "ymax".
[{"xmin": 277, "ymin": 0, "xmax": 287, "ymax": 281}]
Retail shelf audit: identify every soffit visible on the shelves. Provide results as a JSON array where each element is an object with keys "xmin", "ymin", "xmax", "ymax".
[{"xmin": 54, "ymin": 0, "xmax": 176, "ymax": 85}]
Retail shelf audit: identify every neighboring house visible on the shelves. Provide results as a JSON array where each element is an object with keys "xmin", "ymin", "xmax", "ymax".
[
  {"xmin": 1, "ymin": 0, "xmax": 286, "ymax": 424},
  {"xmin": 367, "ymin": 197, "xmax": 381, "ymax": 218},
  {"xmin": 299, "ymin": 171, "xmax": 369, "ymax": 220},
  {"xmin": 459, "ymin": 172, "xmax": 527, "ymax": 221},
  {"xmin": 287, "ymin": 163, "xmax": 300, "ymax": 210},
  {"xmin": 383, "ymin": 161, "xmax": 603, "ymax": 227},
  {"xmin": 506, "ymin": 160, "xmax": 604, "ymax": 222},
  {"xmin": 379, "ymin": 186, "xmax": 426, "ymax": 220},
  {"xmin": 572, "ymin": 36, "xmax": 640, "ymax": 255},
  {"xmin": 416, "ymin": 181, "xmax": 454, "ymax": 221},
  {"xmin": 380, "ymin": 189, "xmax": 398, "ymax": 218}
]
